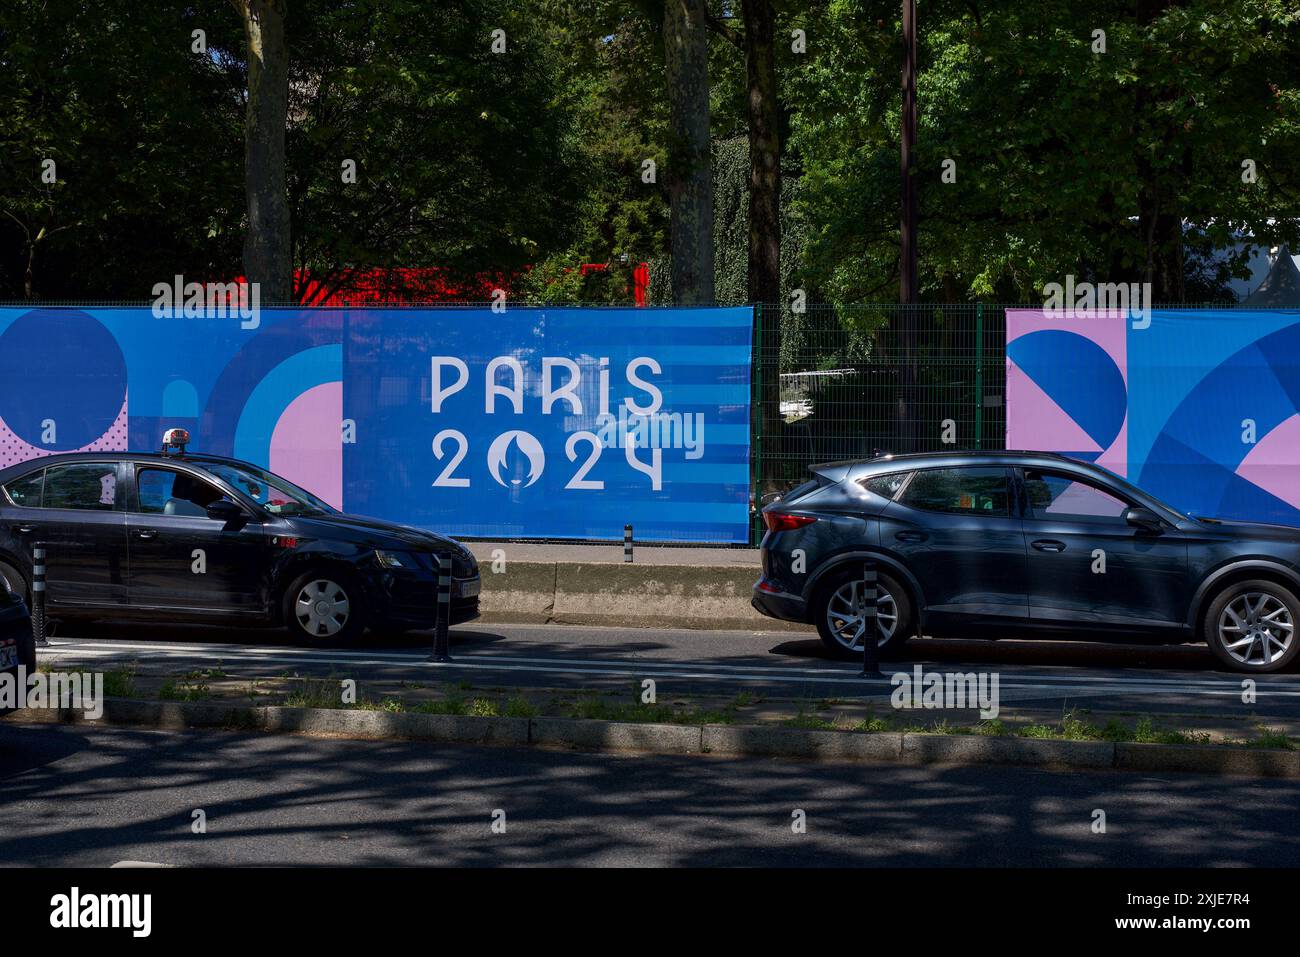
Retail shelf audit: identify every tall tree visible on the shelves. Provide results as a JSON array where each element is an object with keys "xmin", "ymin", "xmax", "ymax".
[
  {"xmin": 663, "ymin": 0, "xmax": 715, "ymax": 303},
  {"xmin": 708, "ymin": 0, "xmax": 784, "ymax": 479},
  {"xmin": 232, "ymin": 0, "xmax": 292, "ymax": 301}
]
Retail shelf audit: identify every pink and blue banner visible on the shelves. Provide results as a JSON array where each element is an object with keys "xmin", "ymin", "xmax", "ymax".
[
  {"xmin": 0, "ymin": 306, "xmax": 752, "ymax": 542},
  {"xmin": 1007, "ymin": 307, "xmax": 1300, "ymax": 525}
]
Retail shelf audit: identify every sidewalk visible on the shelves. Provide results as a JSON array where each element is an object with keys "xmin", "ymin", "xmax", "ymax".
[
  {"xmin": 465, "ymin": 541, "xmax": 760, "ymax": 566},
  {"xmin": 464, "ymin": 540, "xmax": 783, "ymax": 630}
]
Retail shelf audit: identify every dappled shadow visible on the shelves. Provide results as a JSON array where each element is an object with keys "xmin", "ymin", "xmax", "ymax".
[
  {"xmin": 1, "ymin": 723, "xmax": 1297, "ymax": 867},
  {"xmin": 769, "ymin": 635, "xmax": 1230, "ymax": 674}
]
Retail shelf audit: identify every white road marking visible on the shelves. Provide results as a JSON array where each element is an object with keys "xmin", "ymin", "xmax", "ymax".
[{"xmin": 38, "ymin": 636, "xmax": 1295, "ymax": 699}]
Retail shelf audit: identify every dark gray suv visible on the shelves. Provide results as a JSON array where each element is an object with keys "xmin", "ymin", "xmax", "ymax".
[{"xmin": 752, "ymin": 451, "xmax": 1300, "ymax": 673}]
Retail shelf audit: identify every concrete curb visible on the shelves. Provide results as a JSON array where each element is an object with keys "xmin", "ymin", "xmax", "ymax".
[
  {"xmin": 13, "ymin": 699, "xmax": 1300, "ymax": 778},
  {"xmin": 477, "ymin": 560, "xmax": 807, "ymax": 631}
]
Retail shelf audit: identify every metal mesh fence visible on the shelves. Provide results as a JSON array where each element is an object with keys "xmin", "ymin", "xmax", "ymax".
[
  {"xmin": 6, "ymin": 299, "xmax": 1298, "ymax": 545},
  {"xmin": 753, "ymin": 301, "xmax": 1003, "ymax": 493}
]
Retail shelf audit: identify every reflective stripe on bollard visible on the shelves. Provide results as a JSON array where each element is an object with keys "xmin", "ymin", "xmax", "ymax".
[
  {"xmin": 860, "ymin": 562, "xmax": 879, "ymax": 677},
  {"xmin": 430, "ymin": 552, "xmax": 452, "ymax": 662},
  {"xmin": 32, "ymin": 543, "xmax": 48, "ymax": 646}
]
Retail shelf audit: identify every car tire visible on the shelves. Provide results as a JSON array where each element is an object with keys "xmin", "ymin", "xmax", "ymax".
[
  {"xmin": 283, "ymin": 569, "xmax": 367, "ymax": 643},
  {"xmin": 813, "ymin": 567, "xmax": 913, "ymax": 660},
  {"xmin": 1203, "ymin": 579, "xmax": 1300, "ymax": 673},
  {"xmin": 0, "ymin": 560, "xmax": 30, "ymax": 608}
]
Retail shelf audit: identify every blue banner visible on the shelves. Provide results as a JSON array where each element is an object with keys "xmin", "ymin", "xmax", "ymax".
[
  {"xmin": 0, "ymin": 306, "xmax": 753, "ymax": 542},
  {"xmin": 1007, "ymin": 307, "xmax": 1300, "ymax": 526}
]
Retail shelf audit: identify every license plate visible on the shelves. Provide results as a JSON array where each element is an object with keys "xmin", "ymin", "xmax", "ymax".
[
  {"xmin": 459, "ymin": 579, "xmax": 481, "ymax": 598},
  {"xmin": 0, "ymin": 644, "xmax": 17, "ymax": 670}
]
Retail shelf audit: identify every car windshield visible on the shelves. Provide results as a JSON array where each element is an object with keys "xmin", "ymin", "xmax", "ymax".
[
  {"xmin": 1079, "ymin": 462, "xmax": 1187, "ymax": 521},
  {"xmin": 199, "ymin": 461, "xmax": 336, "ymax": 516}
]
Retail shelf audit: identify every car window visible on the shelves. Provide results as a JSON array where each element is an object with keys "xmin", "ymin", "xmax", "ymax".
[
  {"xmin": 137, "ymin": 468, "xmax": 226, "ymax": 517},
  {"xmin": 861, "ymin": 472, "xmax": 911, "ymax": 500},
  {"xmin": 899, "ymin": 467, "xmax": 1009, "ymax": 516},
  {"xmin": 41, "ymin": 464, "xmax": 119, "ymax": 511},
  {"xmin": 3, "ymin": 469, "xmax": 45, "ymax": 507},
  {"xmin": 1024, "ymin": 470, "xmax": 1131, "ymax": 523}
]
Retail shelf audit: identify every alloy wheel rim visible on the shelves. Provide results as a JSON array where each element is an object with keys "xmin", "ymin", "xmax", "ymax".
[
  {"xmin": 1218, "ymin": 591, "xmax": 1294, "ymax": 666},
  {"xmin": 826, "ymin": 580, "xmax": 898, "ymax": 651},
  {"xmin": 295, "ymin": 580, "xmax": 351, "ymax": 637}
]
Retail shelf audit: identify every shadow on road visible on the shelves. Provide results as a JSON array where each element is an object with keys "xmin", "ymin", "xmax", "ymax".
[{"xmin": 768, "ymin": 635, "xmax": 1225, "ymax": 673}]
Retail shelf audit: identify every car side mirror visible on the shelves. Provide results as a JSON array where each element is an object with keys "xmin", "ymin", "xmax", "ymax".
[
  {"xmin": 206, "ymin": 499, "xmax": 243, "ymax": 522},
  {"xmin": 1124, "ymin": 506, "xmax": 1163, "ymax": 533},
  {"xmin": 760, "ymin": 491, "xmax": 783, "ymax": 507}
]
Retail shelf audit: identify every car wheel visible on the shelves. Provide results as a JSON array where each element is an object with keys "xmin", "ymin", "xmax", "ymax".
[
  {"xmin": 814, "ymin": 568, "xmax": 913, "ymax": 660},
  {"xmin": 0, "ymin": 560, "xmax": 30, "ymax": 607},
  {"xmin": 284, "ymin": 571, "xmax": 366, "ymax": 642},
  {"xmin": 1204, "ymin": 579, "xmax": 1300, "ymax": 673}
]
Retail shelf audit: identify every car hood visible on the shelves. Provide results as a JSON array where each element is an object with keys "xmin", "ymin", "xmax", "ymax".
[
  {"xmin": 289, "ymin": 512, "xmax": 471, "ymax": 556},
  {"xmin": 1193, "ymin": 516, "xmax": 1300, "ymax": 542}
]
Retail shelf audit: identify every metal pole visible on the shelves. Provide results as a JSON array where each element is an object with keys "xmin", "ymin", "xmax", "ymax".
[
  {"xmin": 32, "ymin": 543, "xmax": 48, "ymax": 646},
  {"xmin": 860, "ymin": 562, "xmax": 880, "ymax": 676},
  {"xmin": 430, "ymin": 552, "xmax": 451, "ymax": 662},
  {"xmin": 896, "ymin": 0, "xmax": 919, "ymax": 454},
  {"xmin": 974, "ymin": 302, "xmax": 984, "ymax": 450},
  {"xmin": 900, "ymin": 0, "xmax": 918, "ymax": 305},
  {"xmin": 623, "ymin": 524, "xmax": 633, "ymax": 563},
  {"xmin": 752, "ymin": 302, "xmax": 763, "ymax": 546}
]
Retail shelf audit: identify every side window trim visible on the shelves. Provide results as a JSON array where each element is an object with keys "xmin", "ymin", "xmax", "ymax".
[
  {"xmin": 860, "ymin": 470, "xmax": 915, "ymax": 501},
  {"xmin": 131, "ymin": 464, "xmax": 228, "ymax": 516},
  {"xmin": 897, "ymin": 465, "xmax": 1013, "ymax": 517},
  {"xmin": 1018, "ymin": 467, "xmax": 1136, "ymax": 522},
  {"xmin": 38, "ymin": 461, "xmax": 125, "ymax": 512},
  {"xmin": 1, "ymin": 466, "xmax": 46, "ymax": 508}
]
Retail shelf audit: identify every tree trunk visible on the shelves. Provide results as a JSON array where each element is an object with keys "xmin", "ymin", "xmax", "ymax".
[
  {"xmin": 237, "ymin": 0, "xmax": 292, "ymax": 302},
  {"xmin": 740, "ymin": 0, "xmax": 784, "ymax": 490},
  {"xmin": 663, "ymin": 0, "xmax": 714, "ymax": 305},
  {"xmin": 1135, "ymin": 0, "xmax": 1186, "ymax": 303}
]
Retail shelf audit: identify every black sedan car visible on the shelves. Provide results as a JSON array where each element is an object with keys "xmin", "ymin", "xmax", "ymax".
[
  {"xmin": 753, "ymin": 450, "xmax": 1300, "ymax": 673},
  {"xmin": 0, "ymin": 588, "xmax": 35, "ymax": 715},
  {"xmin": 0, "ymin": 447, "xmax": 479, "ymax": 642}
]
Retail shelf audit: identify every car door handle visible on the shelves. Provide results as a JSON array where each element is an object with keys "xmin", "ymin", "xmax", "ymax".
[
  {"xmin": 895, "ymin": 531, "xmax": 928, "ymax": 543},
  {"xmin": 1031, "ymin": 539, "xmax": 1066, "ymax": 552},
  {"xmin": 134, "ymin": 529, "xmax": 158, "ymax": 540},
  {"xmin": 14, "ymin": 524, "xmax": 37, "ymax": 534}
]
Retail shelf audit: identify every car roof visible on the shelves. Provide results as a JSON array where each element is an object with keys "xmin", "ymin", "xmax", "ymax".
[
  {"xmin": 0, "ymin": 450, "xmax": 251, "ymax": 482},
  {"xmin": 818, "ymin": 449, "xmax": 1080, "ymax": 472}
]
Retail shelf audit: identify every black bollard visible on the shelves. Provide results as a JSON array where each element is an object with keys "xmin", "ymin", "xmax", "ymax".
[
  {"xmin": 860, "ymin": 563, "xmax": 880, "ymax": 677},
  {"xmin": 623, "ymin": 524, "xmax": 633, "ymax": 563},
  {"xmin": 430, "ymin": 552, "xmax": 452, "ymax": 662},
  {"xmin": 31, "ymin": 543, "xmax": 48, "ymax": 647}
]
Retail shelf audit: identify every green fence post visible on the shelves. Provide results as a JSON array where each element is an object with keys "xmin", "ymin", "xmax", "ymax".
[
  {"xmin": 751, "ymin": 302, "xmax": 763, "ymax": 546},
  {"xmin": 974, "ymin": 302, "xmax": 984, "ymax": 450}
]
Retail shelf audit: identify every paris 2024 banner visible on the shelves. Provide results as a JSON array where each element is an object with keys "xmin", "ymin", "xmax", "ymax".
[
  {"xmin": 0, "ymin": 306, "xmax": 752, "ymax": 543},
  {"xmin": 1007, "ymin": 306, "xmax": 1300, "ymax": 526}
]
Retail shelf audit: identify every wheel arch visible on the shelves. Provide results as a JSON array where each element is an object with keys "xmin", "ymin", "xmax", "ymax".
[
  {"xmin": 274, "ymin": 556, "xmax": 368, "ymax": 627},
  {"xmin": 804, "ymin": 550, "xmax": 925, "ymax": 634},
  {"xmin": 1189, "ymin": 560, "xmax": 1300, "ymax": 636}
]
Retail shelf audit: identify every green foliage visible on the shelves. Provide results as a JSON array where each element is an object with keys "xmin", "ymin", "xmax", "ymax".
[
  {"xmin": 0, "ymin": 0, "xmax": 244, "ymax": 298},
  {"xmin": 787, "ymin": 0, "xmax": 1300, "ymax": 303}
]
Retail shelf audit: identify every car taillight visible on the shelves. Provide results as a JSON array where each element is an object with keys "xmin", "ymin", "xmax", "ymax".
[{"xmin": 764, "ymin": 511, "xmax": 817, "ymax": 532}]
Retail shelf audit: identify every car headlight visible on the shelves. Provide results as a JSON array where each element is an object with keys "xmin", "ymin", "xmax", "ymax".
[{"xmin": 374, "ymin": 549, "xmax": 416, "ymax": 569}]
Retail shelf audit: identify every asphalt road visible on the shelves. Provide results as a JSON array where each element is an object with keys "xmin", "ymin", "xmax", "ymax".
[
  {"xmin": 35, "ymin": 620, "xmax": 1300, "ymax": 722},
  {"xmin": 3, "ymin": 722, "xmax": 1299, "ymax": 867}
]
